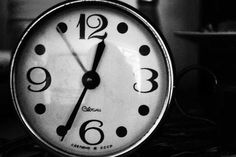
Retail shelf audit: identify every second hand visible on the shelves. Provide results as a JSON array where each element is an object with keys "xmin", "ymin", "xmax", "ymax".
[{"xmin": 56, "ymin": 24, "xmax": 88, "ymax": 72}]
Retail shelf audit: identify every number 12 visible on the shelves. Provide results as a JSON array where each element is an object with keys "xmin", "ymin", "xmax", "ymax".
[{"xmin": 77, "ymin": 14, "xmax": 108, "ymax": 40}]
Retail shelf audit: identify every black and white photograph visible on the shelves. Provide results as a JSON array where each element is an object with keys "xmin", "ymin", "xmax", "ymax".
[{"xmin": 0, "ymin": 0, "xmax": 235, "ymax": 156}]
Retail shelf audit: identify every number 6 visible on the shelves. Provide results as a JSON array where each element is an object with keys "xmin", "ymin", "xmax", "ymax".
[{"xmin": 79, "ymin": 120, "xmax": 104, "ymax": 145}]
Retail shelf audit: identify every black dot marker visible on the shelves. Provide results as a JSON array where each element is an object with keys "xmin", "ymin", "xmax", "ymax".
[
  {"xmin": 56, "ymin": 125, "xmax": 67, "ymax": 137},
  {"xmin": 34, "ymin": 103, "xmax": 46, "ymax": 114},
  {"xmin": 138, "ymin": 105, "xmax": 149, "ymax": 116},
  {"xmin": 117, "ymin": 22, "xmax": 128, "ymax": 34},
  {"xmin": 35, "ymin": 44, "xmax": 45, "ymax": 55},
  {"xmin": 116, "ymin": 126, "xmax": 127, "ymax": 138},
  {"xmin": 139, "ymin": 45, "xmax": 150, "ymax": 56},
  {"xmin": 56, "ymin": 22, "xmax": 68, "ymax": 33}
]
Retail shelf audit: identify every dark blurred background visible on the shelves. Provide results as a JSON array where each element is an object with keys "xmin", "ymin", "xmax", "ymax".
[{"xmin": 1, "ymin": 0, "xmax": 236, "ymax": 156}]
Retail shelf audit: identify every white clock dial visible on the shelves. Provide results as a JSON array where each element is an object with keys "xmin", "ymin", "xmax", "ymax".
[{"xmin": 10, "ymin": 0, "xmax": 174, "ymax": 156}]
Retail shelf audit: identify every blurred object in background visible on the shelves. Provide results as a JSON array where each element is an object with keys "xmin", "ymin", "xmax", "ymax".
[
  {"xmin": 138, "ymin": 0, "xmax": 160, "ymax": 29},
  {"xmin": 0, "ymin": 0, "xmax": 8, "ymax": 50},
  {"xmin": 202, "ymin": 0, "xmax": 236, "ymax": 32},
  {"xmin": 0, "ymin": 50, "xmax": 10, "ymax": 81},
  {"xmin": 7, "ymin": 0, "xmax": 66, "ymax": 49},
  {"xmin": 119, "ymin": 0, "xmax": 137, "ymax": 8},
  {"xmin": 0, "ymin": 0, "xmax": 66, "ymax": 116},
  {"xmin": 6, "ymin": 0, "xmax": 137, "ymax": 51}
]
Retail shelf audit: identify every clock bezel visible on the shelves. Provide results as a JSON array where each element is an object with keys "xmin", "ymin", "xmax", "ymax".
[{"xmin": 10, "ymin": 0, "xmax": 175, "ymax": 156}]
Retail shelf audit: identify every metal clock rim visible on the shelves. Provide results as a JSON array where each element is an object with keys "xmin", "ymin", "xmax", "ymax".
[{"xmin": 10, "ymin": 0, "xmax": 174, "ymax": 157}]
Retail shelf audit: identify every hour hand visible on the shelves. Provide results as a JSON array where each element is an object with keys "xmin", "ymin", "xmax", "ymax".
[
  {"xmin": 56, "ymin": 23, "xmax": 88, "ymax": 72},
  {"xmin": 91, "ymin": 39, "xmax": 106, "ymax": 72}
]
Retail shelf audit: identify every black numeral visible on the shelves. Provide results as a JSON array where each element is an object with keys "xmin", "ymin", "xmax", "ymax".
[
  {"xmin": 77, "ymin": 14, "xmax": 108, "ymax": 40},
  {"xmin": 79, "ymin": 120, "xmax": 104, "ymax": 145},
  {"xmin": 77, "ymin": 14, "xmax": 86, "ymax": 39},
  {"xmin": 133, "ymin": 68, "xmax": 158, "ymax": 93},
  {"xmin": 27, "ymin": 67, "xmax": 51, "ymax": 92}
]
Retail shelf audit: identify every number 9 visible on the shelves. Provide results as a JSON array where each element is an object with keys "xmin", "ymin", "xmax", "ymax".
[{"xmin": 27, "ymin": 67, "xmax": 52, "ymax": 92}]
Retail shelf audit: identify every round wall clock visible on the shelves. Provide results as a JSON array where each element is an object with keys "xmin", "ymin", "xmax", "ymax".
[{"xmin": 10, "ymin": 0, "xmax": 174, "ymax": 156}]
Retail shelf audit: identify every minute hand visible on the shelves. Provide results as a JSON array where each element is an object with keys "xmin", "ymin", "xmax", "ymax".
[
  {"xmin": 57, "ymin": 40, "xmax": 106, "ymax": 141},
  {"xmin": 91, "ymin": 40, "xmax": 106, "ymax": 72},
  {"xmin": 59, "ymin": 87, "xmax": 87, "ymax": 141}
]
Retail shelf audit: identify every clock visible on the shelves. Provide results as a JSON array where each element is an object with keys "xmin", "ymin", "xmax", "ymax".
[{"xmin": 10, "ymin": 0, "xmax": 174, "ymax": 156}]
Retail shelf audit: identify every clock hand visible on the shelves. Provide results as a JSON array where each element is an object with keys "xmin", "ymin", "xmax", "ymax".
[
  {"xmin": 57, "ymin": 40, "xmax": 106, "ymax": 141},
  {"xmin": 91, "ymin": 39, "xmax": 106, "ymax": 72},
  {"xmin": 56, "ymin": 25, "xmax": 88, "ymax": 72},
  {"xmin": 57, "ymin": 87, "xmax": 87, "ymax": 141},
  {"xmin": 80, "ymin": 39, "xmax": 106, "ymax": 90}
]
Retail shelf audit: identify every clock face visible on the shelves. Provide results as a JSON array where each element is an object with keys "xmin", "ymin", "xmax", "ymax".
[{"xmin": 10, "ymin": 0, "xmax": 174, "ymax": 156}]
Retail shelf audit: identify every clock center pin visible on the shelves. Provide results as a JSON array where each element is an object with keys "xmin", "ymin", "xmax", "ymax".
[{"xmin": 82, "ymin": 71, "xmax": 101, "ymax": 89}]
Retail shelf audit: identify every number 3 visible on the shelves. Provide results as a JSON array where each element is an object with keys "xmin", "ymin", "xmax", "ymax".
[{"xmin": 133, "ymin": 68, "xmax": 158, "ymax": 93}]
